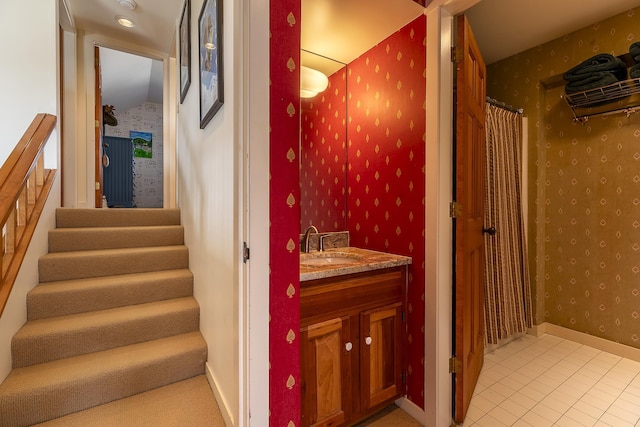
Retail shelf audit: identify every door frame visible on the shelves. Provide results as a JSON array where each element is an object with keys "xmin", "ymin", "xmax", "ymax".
[
  {"xmin": 424, "ymin": 2, "xmax": 477, "ymax": 426},
  {"xmin": 94, "ymin": 46, "xmax": 103, "ymax": 208},
  {"xmin": 94, "ymin": 44, "xmax": 172, "ymax": 209},
  {"xmin": 75, "ymin": 34, "xmax": 173, "ymax": 209},
  {"xmin": 243, "ymin": 0, "xmax": 270, "ymax": 422}
]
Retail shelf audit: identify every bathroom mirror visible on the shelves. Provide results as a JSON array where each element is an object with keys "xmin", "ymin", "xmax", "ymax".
[{"xmin": 299, "ymin": 51, "xmax": 348, "ymax": 233}]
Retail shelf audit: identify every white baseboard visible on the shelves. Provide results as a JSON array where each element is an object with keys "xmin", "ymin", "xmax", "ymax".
[
  {"xmin": 527, "ymin": 324, "xmax": 546, "ymax": 337},
  {"xmin": 205, "ymin": 362, "xmax": 235, "ymax": 426},
  {"xmin": 395, "ymin": 396, "xmax": 425, "ymax": 426},
  {"xmin": 534, "ymin": 322, "xmax": 640, "ymax": 363}
]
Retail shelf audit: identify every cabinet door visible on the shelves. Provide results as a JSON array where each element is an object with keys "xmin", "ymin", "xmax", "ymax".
[
  {"xmin": 301, "ymin": 317, "xmax": 352, "ymax": 427},
  {"xmin": 360, "ymin": 302, "xmax": 403, "ymax": 411}
]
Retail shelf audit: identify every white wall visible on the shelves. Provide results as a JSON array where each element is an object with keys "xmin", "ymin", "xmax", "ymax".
[
  {"xmin": 0, "ymin": 0, "xmax": 59, "ymax": 166},
  {"xmin": 0, "ymin": 0, "xmax": 61, "ymax": 382},
  {"xmin": 62, "ymin": 29, "xmax": 78, "ymax": 207},
  {"xmin": 176, "ymin": 0, "xmax": 240, "ymax": 423}
]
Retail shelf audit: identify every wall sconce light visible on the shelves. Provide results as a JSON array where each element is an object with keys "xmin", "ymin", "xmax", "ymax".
[{"xmin": 300, "ymin": 66, "xmax": 329, "ymax": 98}]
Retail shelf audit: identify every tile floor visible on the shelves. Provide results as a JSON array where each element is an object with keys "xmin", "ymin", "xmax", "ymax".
[{"xmin": 462, "ymin": 334, "xmax": 640, "ymax": 427}]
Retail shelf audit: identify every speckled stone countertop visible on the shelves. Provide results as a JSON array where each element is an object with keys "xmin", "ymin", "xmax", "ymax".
[{"xmin": 300, "ymin": 247, "xmax": 412, "ymax": 282}]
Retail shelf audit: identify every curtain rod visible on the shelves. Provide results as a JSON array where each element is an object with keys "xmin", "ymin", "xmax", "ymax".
[{"xmin": 486, "ymin": 96, "xmax": 524, "ymax": 114}]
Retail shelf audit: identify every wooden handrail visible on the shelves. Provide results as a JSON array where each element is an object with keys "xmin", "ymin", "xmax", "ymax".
[{"xmin": 0, "ymin": 113, "xmax": 57, "ymax": 316}]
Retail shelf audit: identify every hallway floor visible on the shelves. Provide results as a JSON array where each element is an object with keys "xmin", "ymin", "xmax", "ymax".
[{"xmin": 462, "ymin": 334, "xmax": 640, "ymax": 426}]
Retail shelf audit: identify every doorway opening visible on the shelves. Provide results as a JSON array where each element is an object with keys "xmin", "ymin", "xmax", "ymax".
[{"xmin": 98, "ymin": 47, "xmax": 164, "ymax": 208}]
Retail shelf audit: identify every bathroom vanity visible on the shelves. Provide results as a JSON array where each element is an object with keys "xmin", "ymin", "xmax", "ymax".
[{"xmin": 300, "ymin": 247, "xmax": 411, "ymax": 427}]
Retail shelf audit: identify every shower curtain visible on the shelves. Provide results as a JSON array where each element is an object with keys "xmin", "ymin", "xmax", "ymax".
[{"xmin": 483, "ymin": 103, "xmax": 533, "ymax": 345}]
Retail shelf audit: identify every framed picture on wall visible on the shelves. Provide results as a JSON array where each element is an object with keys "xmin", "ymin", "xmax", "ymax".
[
  {"xmin": 198, "ymin": 0, "xmax": 224, "ymax": 128},
  {"xmin": 179, "ymin": 0, "xmax": 191, "ymax": 103},
  {"xmin": 130, "ymin": 131, "xmax": 153, "ymax": 158}
]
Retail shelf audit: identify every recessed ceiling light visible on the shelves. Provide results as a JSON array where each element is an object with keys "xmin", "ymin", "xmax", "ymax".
[
  {"xmin": 117, "ymin": 0, "xmax": 137, "ymax": 10},
  {"xmin": 116, "ymin": 15, "xmax": 135, "ymax": 28}
]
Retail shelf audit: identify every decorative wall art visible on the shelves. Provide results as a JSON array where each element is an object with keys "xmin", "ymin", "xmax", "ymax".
[
  {"xmin": 198, "ymin": 0, "xmax": 223, "ymax": 128},
  {"xmin": 179, "ymin": 0, "xmax": 190, "ymax": 103},
  {"xmin": 130, "ymin": 131, "xmax": 153, "ymax": 158}
]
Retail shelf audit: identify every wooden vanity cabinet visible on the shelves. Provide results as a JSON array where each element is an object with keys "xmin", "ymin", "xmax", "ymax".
[
  {"xmin": 300, "ymin": 267, "xmax": 406, "ymax": 427},
  {"xmin": 360, "ymin": 302, "xmax": 403, "ymax": 412},
  {"xmin": 300, "ymin": 316, "xmax": 352, "ymax": 427}
]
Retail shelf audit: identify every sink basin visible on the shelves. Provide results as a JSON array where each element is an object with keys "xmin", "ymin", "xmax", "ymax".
[
  {"xmin": 300, "ymin": 252, "xmax": 362, "ymax": 266},
  {"xmin": 302, "ymin": 256, "xmax": 360, "ymax": 266}
]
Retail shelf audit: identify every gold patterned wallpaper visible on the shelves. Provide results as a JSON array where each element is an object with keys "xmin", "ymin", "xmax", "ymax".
[{"xmin": 486, "ymin": 8, "xmax": 640, "ymax": 348}]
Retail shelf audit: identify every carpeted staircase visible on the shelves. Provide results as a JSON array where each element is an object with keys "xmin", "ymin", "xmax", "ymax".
[{"xmin": 0, "ymin": 208, "xmax": 224, "ymax": 426}]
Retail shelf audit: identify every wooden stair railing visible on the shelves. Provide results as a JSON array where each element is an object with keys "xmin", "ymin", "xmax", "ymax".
[{"xmin": 0, "ymin": 113, "xmax": 57, "ymax": 316}]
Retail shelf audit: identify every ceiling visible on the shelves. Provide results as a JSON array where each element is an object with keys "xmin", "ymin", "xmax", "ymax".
[
  {"xmin": 300, "ymin": 0, "xmax": 640, "ymax": 70},
  {"xmin": 64, "ymin": 0, "xmax": 182, "ymax": 54},
  {"xmin": 301, "ymin": 0, "xmax": 425, "ymax": 74},
  {"xmin": 466, "ymin": 0, "xmax": 640, "ymax": 65},
  {"xmin": 63, "ymin": 0, "xmax": 640, "ymax": 110},
  {"xmin": 100, "ymin": 47, "xmax": 163, "ymax": 113},
  {"xmin": 63, "ymin": 0, "xmax": 180, "ymax": 113}
]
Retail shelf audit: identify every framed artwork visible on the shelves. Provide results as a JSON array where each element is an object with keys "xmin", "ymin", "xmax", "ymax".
[
  {"xmin": 130, "ymin": 131, "xmax": 153, "ymax": 158},
  {"xmin": 179, "ymin": 0, "xmax": 190, "ymax": 103},
  {"xmin": 198, "ymin": 0, "xmax": 224, "ymax": 128}
]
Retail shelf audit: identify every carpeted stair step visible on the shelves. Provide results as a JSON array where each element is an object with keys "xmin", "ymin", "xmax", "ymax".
[
  {"xmin": 38, "ymin": 245, "xmax": 189, "ymax": 283},
  {"xmin": 27, "ymin": 269, "xmax": 193, "ymax": 320},
  {"xmin": 48, "ymin": 225, "xmax": 185, "ymax": 252},
  {"xmin": 12, "ymin": 297, "xmax": 200, "ymax": 368},
  {"xmin": 33, "ymin": 375, "xmax": 224, "ymax": 426},
  {"xmin": 0, "ymin": 331, "xmax": 207, "ymax": 427},
  {"xmin": 55, "ymin": 208, "xmax": 180, "ymax": 228}
]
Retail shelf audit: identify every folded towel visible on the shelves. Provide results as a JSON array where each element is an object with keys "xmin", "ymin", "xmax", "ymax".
[
  {"xmin": 563, "ymin": 54, "xmax": 627, "ymax": 82},
  {"xmin": 631, "ymin": 63, "xmax": 640, "ymax": 79},
  {"xmin": 565, "ymin": 71, "xmax": 621, "ymax": 94},
  {"xmin": 635, "ymin": 54, "xmax": 640, "ymax": 64},
  {"xmin": 631, "ymin": 41, "xmax": 640, "ymax": 59}
]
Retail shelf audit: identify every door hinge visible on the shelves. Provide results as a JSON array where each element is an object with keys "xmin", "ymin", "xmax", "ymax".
[
  {"xmin": 451, "ymin": 47, "xmax": 462, "ymax": 64},
  {"xmin": 449, "ymin": 201, "xmax": 462, "ymax": 218},
  {"xmin": 449, "ymin": 356, "xmax": 461, "ymax": 374},
  {"xmin": 243, "ymin": 241, "xmax": 250, "ymax": 263},
  {"xmin": 402, "ymin": 310, "xmax": 406, "ymax": 322},
  {"xmin": 95, "ymin": 182, "xmax": 100, "ymax": 190},
  {"xmin": 402, "ymin": 371, "xmax": 406, "ymax": 384}
]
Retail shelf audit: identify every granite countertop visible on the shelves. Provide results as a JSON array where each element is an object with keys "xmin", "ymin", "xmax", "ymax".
[{"xmin": 300, "ymin": 247, "xmax": 412, "ymax": 282}]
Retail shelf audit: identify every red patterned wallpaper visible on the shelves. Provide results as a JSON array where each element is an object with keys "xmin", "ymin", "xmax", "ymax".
[
  {"xmin": 347, "ymin": 16, "xmax": 426, "ymax": 407},
  {"xmin": 300, "ymin": 68, "xmax": 348, "ymax": 232},
  {"xmin": 270, "ymin": 0, "xmax": 301, "ymax": 425}
]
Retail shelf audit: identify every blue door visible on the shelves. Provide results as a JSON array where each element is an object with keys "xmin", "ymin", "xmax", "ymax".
[{"xmin": 103, "ymin": 136, "xmax": 134, "ymax": 208}]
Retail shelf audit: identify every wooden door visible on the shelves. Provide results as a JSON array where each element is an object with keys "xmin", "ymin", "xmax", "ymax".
[
  {"xmin": 453, "ymin": 14, "xmax": 486, "ymax": 424},
  {"xmin": 360, "ymin": 302, "xmax": 403, "ymax": 411},
  {"xmin": 301, "ymin": 317, "xmax": 352, "ymax": 427},
  {"xmin": 94, "ymin": 46, "xmax": 103, "ymax": 207}
]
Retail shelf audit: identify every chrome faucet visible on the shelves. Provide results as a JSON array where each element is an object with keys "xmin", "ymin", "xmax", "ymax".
[{"xmin": 302, "ymin": 225, "xmax": 319, "ymax": 253}]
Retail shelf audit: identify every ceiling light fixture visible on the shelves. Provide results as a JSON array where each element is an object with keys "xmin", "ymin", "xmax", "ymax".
[
  {"xmin": 117, "ymin": 0, "xmax": 137, "ymax": 10},
  {"xmin": 116, "ymin": 15, "xmax": 135, "ymax": 28},
  {"xmin": 300, "ymin": 66, "xmax": 329, "ymax": 98}
]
